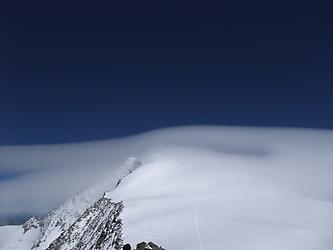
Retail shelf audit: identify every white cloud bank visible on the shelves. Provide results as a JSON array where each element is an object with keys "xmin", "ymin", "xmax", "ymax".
[{"xmin": 0, "ymin": 126, "xmax": 333, "ymax": 222}]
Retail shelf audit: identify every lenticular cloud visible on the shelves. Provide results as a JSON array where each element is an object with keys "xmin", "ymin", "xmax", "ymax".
[{"xmin": 0, "ymin": 126, "xmax": 333, "ymax": 220}]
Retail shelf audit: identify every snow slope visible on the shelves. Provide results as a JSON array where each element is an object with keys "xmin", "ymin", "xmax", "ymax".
[
  {"xmin": 1, "ymin": 127, "xmax": 333, "ymax": 249},
  {"xmin": 0, "ymin": 225, "xmax": 39, "ymax": 250},
  {"xmin": 108, "ymin": 147, "xmax": 333, "ymax": 250}
]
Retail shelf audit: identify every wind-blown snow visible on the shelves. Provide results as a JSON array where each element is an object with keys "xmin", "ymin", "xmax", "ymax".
[{"xmin": 0, "ymin": 126, "xmax": 333, "ymax": 249}]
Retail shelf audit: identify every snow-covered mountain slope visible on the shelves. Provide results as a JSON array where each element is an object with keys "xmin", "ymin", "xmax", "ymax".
[
  {"xmin": 0, "ymin": 158, "xmax": 141, "ymax": 250},
  {"xmin": 45, "ymin": 198, "xmax": 123, "ymax": 250},
  {"xmin": 0, "ymin": 197, "xmax": 123, "ymax": 250},
  {"xmin": 31, "ymin": 157, "xmax": 141, "ymax": 250},
  {"xmin": 1, "ymin": 127, "xmax": 333, "ymax": 249}
]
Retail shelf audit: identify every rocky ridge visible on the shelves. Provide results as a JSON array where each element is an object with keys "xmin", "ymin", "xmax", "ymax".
[{"xmin": 22, "ymin": 158, "xmax": 142, "ymax": 250}]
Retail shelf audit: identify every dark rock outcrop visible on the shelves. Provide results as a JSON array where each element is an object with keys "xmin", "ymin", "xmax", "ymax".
[
  {"xmin": 135, "ymin": 241, "xmax": 165, "ymax": 250},
  {"xmin": 123, "ymin": 243, "xmax": 131, "ymax": 250}
]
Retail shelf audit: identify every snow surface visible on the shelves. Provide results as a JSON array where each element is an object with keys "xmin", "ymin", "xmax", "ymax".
[
  {"xmin": 0, "ymin": 126, "xmax": 333, "ymax": 249},
  {"xmin": 0, "ymin": 225, "xmax": 39, "ymax": 250},
  {"xmin": 108, "ymin": 147, "xmax": 333, "ymax": 250}
]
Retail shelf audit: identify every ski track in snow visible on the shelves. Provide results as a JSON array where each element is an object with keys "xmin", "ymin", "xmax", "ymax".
[{"xmin": 191, "ymin": 194, "xmax": 205, "ymax": 250}]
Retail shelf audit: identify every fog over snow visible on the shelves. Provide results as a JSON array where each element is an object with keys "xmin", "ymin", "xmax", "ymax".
[{"xmin": 0, "ymin": 126, "xmax": 333, "ymax": 246}]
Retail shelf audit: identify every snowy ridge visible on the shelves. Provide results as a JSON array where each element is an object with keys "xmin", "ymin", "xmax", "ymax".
[
  {"xmin": 46, "ymin": 198, "xmax": 123, "ymax": 250},
  {"xmin": 25, "ymin": 157, "xmax": 141, "ymax": 250}
]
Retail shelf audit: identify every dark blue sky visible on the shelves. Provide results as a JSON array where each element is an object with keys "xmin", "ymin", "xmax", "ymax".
[{"xmin": 1, "ymin": 0, "xmax": 333, "ymax": 145}]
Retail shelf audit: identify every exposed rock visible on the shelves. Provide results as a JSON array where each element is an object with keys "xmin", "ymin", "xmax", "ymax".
[
  {"xmin": 135, "ymin": 241, "xmax": 165, "ymax": 250},
  {"xmin": 45, "ymin": 197, "xmax": 123, "ymax": 250},
  {"xmin": 18, "ymin": 157, "xmax": 145, "ymax": 250},
  {"xmin": 27, "ymin": 157, "xmax": 142, "ymax": 249},
  {"xmin": 22, "ymin": 217, "xmax": 40, "ymax": 233},
  {"xmin": 123, "ymin": 243, "xmax": 131, "ymax": 250}
]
